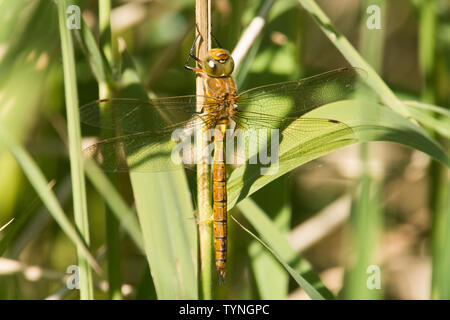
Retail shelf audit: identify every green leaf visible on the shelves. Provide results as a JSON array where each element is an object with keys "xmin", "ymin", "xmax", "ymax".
[
  {"xmin": 74, "ymin": 17, "xmax": 113, "ymax": 87},
  {"xmin": 0, "ymin": 124, "xmax": 100, "ymax": 274},
  {"xmin": 404, "ymin": 100, "xmax": 450, "ymax": 139},
  {"xmin": 249, "ymin": 178, "xmax": 290, "ymax": 299},
  {"xmin": 297, "ymin": 0, "xmax": 412, "ymax": 119},
  {"xmin": 237, "ymin": 198, "xmax": 335, "ymax": 300},
  {"xmin": 234, "ymin": 199, "xmax": 335, "ymax": 300},
  {"xmin": 227, "ymin": 100, "xmax": 449, "ymax": 211},
  {"xmin": 345, "ymin": 176, "xmax": 383, "ymax": 299},
  {"xmin": 84, "ymin": 160, "xmax": 144, "ymax": 252},
  {"xmin": 57, "ymin": 0, "xmax": 93, "ymax": 299},
  {"xmin": 118, "ymin": 47, "xmax": 198, "ymax": 299}
]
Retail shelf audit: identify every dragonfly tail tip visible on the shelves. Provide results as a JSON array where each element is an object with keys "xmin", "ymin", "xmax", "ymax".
[{"xmin": 217, "ymin": 270, "xmax": 226, "ymax": 285}]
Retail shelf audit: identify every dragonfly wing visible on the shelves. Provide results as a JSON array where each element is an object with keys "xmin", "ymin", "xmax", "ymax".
[
  {"xmin": 236, "ymin": 67, "xmax": 365, "ymax": 118},
  {"xmin": 276, "ymin": 117, "xmax": 355, "ymax": 163},
  {"xmin": 80, "ymin": 95, "xmax": 217, "ymax": 134},
  {"xmin": 229, "ymin": 113, "xmax": 355, "ymax": 166},
  {"xmin": 83, "ymin": 118, "xmax": 209, "ymax": 172}
]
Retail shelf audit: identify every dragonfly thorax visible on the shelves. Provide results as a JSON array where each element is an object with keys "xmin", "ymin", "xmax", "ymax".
[{"xmin": 216, "ymin": 93, "xmax": 238, "ymax": 120}]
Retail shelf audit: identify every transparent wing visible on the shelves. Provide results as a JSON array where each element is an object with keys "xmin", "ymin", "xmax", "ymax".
[
  {"xmin": 79, "ymin": 95, "xmax": 218, "ymax": 134},
  {"xmin": 83, "ymin": 112, "xmax": 354, "ymax": 172},
  {"xmin": 228, "ymin": 112, "xmax": 355, "ymax": 167},
  {"xmin": 236, "ymin": 67, "xmax": 365, "ymax": 118},
  {"xmin": 83, "ymin": 116, "xmax": 218, "ymax": 172},
  {"xmin": 81, "ymin": 68, "xmax": 362, "ymax": 173},
  {"xmin": 276, "ymin": 118, "xmax": 355, "ymax": 163}
]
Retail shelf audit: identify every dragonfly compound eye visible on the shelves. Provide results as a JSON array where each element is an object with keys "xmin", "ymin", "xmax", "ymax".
[
  {"xmin": 208, "ymin": 59, "xmax": 216, "ymax": 69},
  {"xmin": 203, "ymin": 49, "xmax": 234, "ymax": 77}
]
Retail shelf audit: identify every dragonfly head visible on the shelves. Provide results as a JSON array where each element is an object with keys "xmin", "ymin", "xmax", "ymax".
[{"xmin": 202, "ymin": 48, "xmax": 234, "ymax": 77}]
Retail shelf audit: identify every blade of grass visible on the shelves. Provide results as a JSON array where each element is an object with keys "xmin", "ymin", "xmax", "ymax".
[
  {"xmin": 78, "ymin": 16, "xmax": 198, "ymax": 297},
  {"xmin": 234, "ymin": 199, "xmax": 335, "ymax": 300},
  {"xmin": 98, "ymin": 0, "xmax": 122, "ymax": 300},
  {"xmin": 417, "ymin": 0, "xmax": 450, "ymax": 300},
  {"xmin": 404, "ymin": 101, "xmax": 450, "ymax": 139},
  {"xmin": 249, "ymin": 177, "xmax": 290, "ymax": 299},
  {"xmin": 418, "ymin": 0, "xmax": 436, "ymax": 105},
  {"xmin": 8, "ymin": 177, "xmax": 72, "ymax": 258},
  {"xmin": 67, "ymin": 11, "xmax": 145, "ymax": 256},
  {"xmin": 74, "ymin": 18, "xmax": 113, "ymax": 87},
  {"xmin": 119, "ymin": 44, "xmax": 198, "ymax": 299},
  {"xmin": 0, "ymin": 0, "xmax": 57, "ymax": 221},
  {"xmin": 231, "ymin": 0, "xmax": 275, "ymax": 71},
  {"xmin": 227, "ymin": 100, "xmax": 450, "ymax": 214},
  {"xmin": 84, "ymin": 160, "xmax": 144, "ymax": 252},
  {"xmin": 0, "ymin": 124, "xmax": 100, "ymax": 274},
  {"xmin": 57, "ymin": 0, "xmax": 93, "ymax": 299},
  {"xmin": 297, "ymin": 0, "xmax": 412, "ymax": 119},
  {"xmin": 345, "ymin": 175, "xmax": 383, "ymax": 299},
  {"xmin": 195, "ymin": 0, "xmax": 213, "ymax": 299},
  {"xmin": 0, "ymin": 180, "xmax": 55, "ymax": 256},
  {"xmin": 430, "ymin": 160, "xmax": 450, "ymax": 299},
  {"xmin": 343, "ymin": 0, "xmax": 386, "ymax": 300},
  {"xmin": 130, "ymin": 171, "xmax": 198, "ymax": 299},
  {"xmin": 0, "ymin": 219, "xmax": 14, "ymax": 233}
]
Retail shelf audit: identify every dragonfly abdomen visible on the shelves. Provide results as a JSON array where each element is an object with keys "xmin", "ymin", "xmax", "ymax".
[{"xmin": 213, "ymin": 121, "xmax": 228, "ymax": 284}]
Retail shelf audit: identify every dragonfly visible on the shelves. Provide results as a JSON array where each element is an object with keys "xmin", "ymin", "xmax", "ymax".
[{"xmin": 80, "ymin": 39, "xmax": 363, "ymax": 284}]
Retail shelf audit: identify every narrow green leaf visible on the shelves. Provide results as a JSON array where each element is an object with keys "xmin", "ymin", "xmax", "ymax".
[
  {"xmin": 84, "ymin": 160, "xmax": 144, "ymax": 252},
  {"xmin": 233, "ymin": 199, "xmax": 334, "ymax": 300},
  {"xmin": 74, "ymin": 17, "xmax": 113, "ymax": 86},
  {"xmin": 405, "ymin": 101, "xmax": 450, "ymax": 139},
  {"xmin": 118, "ymin": 47, "xmax": 198, "ymax": 299},
  {"xmin": 131, "ymin": 171, "xmax": 198, "ymax": 299},
  {"xmin": 57, "ymin": 0, "xmax": 93, "ymax": 299},
  {"xmin": 297, "ymin": 0, "xmax": 412, "ymax": 119},
  {"xmin": 0, "ymin": 124, "xmax": 100, "ymax": 274},
  {"xmin": 227, "ymin": 100, "xmax": 450, "ymax": 212},
  {"xmin": 249, "ymin": 178, "xmax": 290, "ymax": 299},
  {"xmin": 344, "ymin": 176, "xmax": 383, "ymax": 299}
]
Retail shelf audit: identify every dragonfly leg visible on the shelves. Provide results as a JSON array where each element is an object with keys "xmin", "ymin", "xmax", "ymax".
[
  {"xmin": 185, "ymin": 33, "xmax": 203, "ymax": 73},
  {"xmin": 210, "ymin": 31, "xmax": 222, "ymax": 48}
]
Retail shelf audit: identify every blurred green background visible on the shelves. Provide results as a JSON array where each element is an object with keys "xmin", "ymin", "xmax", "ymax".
[{"xmin": 0, "ymin": 0, "xmax": 449, "ymax": 300}]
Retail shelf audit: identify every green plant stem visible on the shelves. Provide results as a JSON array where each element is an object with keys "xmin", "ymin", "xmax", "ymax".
[
  {"xmin": 99, "ymin": 0, "xmax": 113, "ymax": 66},
  {"xmin": 57, "ymin": 0, "xmax": 93, "ymax": 299},
  {"xmin": 196, "ymin": 0, "xmax": 213, "ymax": 300},
  {"xmin": 344, "ymin": 0, "xmax": 386, "ymax": 300},
  {"xmin": 418, "ymin": 0, "xmax": 450, "ymax": 300},
  {"xmin": 99, "ymin": 0, "xmax": 122, "ymax": 300}
]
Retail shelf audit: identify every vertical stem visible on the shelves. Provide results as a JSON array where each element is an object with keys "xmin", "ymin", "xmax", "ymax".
[
  {"xmin": 231, "ymin": 0, "xmax": 275, "ymax": 70},
  {"xmin": 99, "ymin": 0, "xmax": 122, "ymax": 300},
  {"xmin": 345, "ymin": 0, "xmax": 385, "ymax": 300},
  {"xmin": 418, "ymin": 0, "xmax": 450, "ymax": 300},
  {"xmin": 195, "ymin": 0, "xmax": 213, "ymax": 300},
  {"xmin": 57, "ymin": 0, "xmax": 93, "ymax": 299},
  {"xmin": 99, "ymin": 0, "xmax": 113, "ymax": 66},
  {"xmin": 418, "ymin": 0, "xmax": 436, "ymax": 105}
]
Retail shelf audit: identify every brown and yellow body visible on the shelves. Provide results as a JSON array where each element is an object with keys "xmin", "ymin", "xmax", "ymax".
[
  {"xmin": 194, "ymin": 48, "xmax": 237, "ymax": 283},
  {"xmin": 203, "ymin": 73, "xmax": 237, "ymax": 284},
  {"xmin": 212, "ymin": 120, "xmax": 228, "ymax": 283}
]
